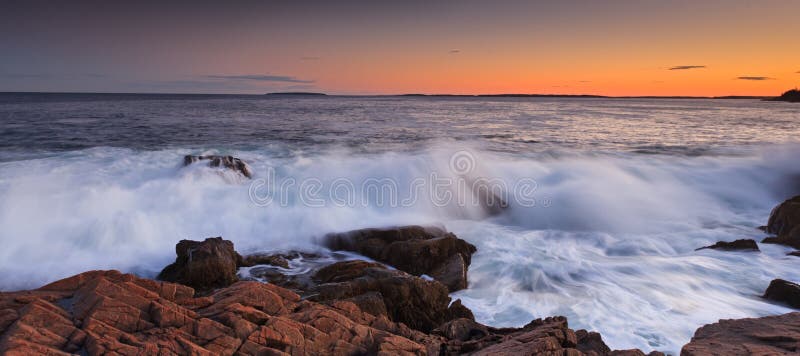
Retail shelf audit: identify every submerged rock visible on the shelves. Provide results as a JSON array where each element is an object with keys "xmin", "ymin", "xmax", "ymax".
[
  {"xmin": 323, "ymin": 225, "xmax": 477, "ymax": 292},
  {"xmin": 695, "ymin": 239, "xmax": 759, "ymax": 252},
  {"xmin": 157, "ymin": 237, "xmax": 241, "ymax": 292},
  {"xmin": 681, "ymin": 312, "xmax": 800, "ymax": 355},
  {"xmin": 184, "ymin": 154, "xmax": 252, "ymax": 178},
  {"xmin": 238, "ymin": 253, "xmax": 291, "ymax": 268},
  {"xmin": 763, "ymin": 279, "xmax": 800, "ymax": 309}
]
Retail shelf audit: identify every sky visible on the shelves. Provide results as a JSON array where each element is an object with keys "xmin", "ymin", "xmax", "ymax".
[{"xmin": 0, "ymin": 0, "xmax": 798, "ymax": 96}]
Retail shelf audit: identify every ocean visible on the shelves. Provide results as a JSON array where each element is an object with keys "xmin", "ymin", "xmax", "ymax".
[{"xmin": 1, "ymin": 93, "xmax": 800, "ymax": 352}]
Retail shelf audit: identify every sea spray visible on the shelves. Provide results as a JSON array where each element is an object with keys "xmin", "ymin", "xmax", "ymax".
[{"xmin": 2, "ymin": 143, "xmax": 800, "ymax": 353}]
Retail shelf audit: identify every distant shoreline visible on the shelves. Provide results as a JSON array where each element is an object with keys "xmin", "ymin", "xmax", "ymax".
[{"xmin": 0, "ymin": 91, "xmax": 774, "ymax": 100}]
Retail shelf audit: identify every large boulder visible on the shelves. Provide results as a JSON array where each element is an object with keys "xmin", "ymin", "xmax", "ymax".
[
  {"xmin": 157, "ymin": 237, "xmax": 241, "ymax": 292},
  {"xmin": 681, "ymin": 312, "xmax": 800, "ymax": 355},
  {"xmin": 310, "ymin": 260, "xmax": 470, "ymax": 333},
  {"xmin": 184, "ymin": 155, "xmax": 252, "ymax": 178},
  {"xmin": 323, "ymin": 225, "xmax": 477, "ymax": 292},
  {"xmin": 762, "ymin": 196, "xmax": 800, "ymax": 248},
  {"xmin": 763, "ymin": 279, "xmax": 800, "ymax": 309},
  {"xmin": 695, "ymin": 239, "xmax": 759, "ymax": 252}
]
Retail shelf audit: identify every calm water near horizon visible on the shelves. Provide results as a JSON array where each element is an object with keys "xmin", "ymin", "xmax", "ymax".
[{"xmin": 2, "ymin": 93, "xmax": 800, "ymax": 353}]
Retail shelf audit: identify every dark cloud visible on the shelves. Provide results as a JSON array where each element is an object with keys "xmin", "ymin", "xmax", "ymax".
[
  {"xmin": 206, "ymin": 74, "xmax": 314, "ymax": 83},
  {"xmin": 796, "ymin": 70, "xmax": 800, "ymax": 74},
  {"xmin": 736, "ymin": 76, "xmax": 774, "ymax": 81},
  {"xmin": 449, "ymin": 49, "xmax": 461, "ymax": 54},
  {"xmin": 668, "ymin": 65, "xmax": 706, "ymax": 70},
  {"xmin": 300, "ymin": 56, "xmax": 321, "ymax": 61}
]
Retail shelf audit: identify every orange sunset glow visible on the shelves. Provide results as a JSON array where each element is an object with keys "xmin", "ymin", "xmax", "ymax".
[
  {"xmin": 4, "ymin": 1, "xmax": 800, "ymax": 356},
  {"xmin": 1, "ymin": 0, "xmax": 798, "ymax": 96}
]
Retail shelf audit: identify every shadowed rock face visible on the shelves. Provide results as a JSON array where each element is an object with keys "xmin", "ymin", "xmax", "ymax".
[
  {"xmin": 323, "ymin": 225, "xmax": 477, "ymax": 292},
  {"xmin": 310, "ymin": 260, "xmax": 468, "ymax": 333},
  {"xmin": 0, "ymin": 270, "xmax": 638, "ymax": 355},
  {"xmin": 157, "ymin": 237, "xmax": 241, "ymax": 292},
  {"xmin": 681, "ymin": 312, "xmax": 800, "ymax": 355},
  {"xmin": 763, "ymin": 279, "xmax": 800, "ymax": 309},
  {"xmin": 762, "ymin": 196, "xmax": 800, "ymax": 248},
  {"xmin": 695, "ymin": 239, "xmax": 759, "ymax": 252},
  {"xmin": 183, "ymin": 155, "xmax": 252, "ymax": 178}
]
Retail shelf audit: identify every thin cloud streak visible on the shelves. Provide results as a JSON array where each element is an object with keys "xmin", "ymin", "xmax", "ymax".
[
  {"xmin": 206, "ymin": 74, "xmax": 315, "ymax": 84},
  {"xmin": 449, "ymin": 49, "xmax": 461, "ymax": 54},
  {"xmin": 736, "ymin": 76, "xmax": 774, "ymax": 81},
  {"xmin": 668, "ymin": 65, "xmax": 706, "ymax": 70}
]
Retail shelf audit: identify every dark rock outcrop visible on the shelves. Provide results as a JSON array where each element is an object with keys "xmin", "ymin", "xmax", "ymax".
[
  {"xmin": 0, "ymin": 270, "xmax": 654, "ymax": 355},
  {"xmin": 681, "ymin": 312, "xmax": 800, "ymax": 355},
  {"xmin": 763, "ymin": 279, "xmax": 800, "ymax": 309},
  {"xmin": 157, "ymin": 237, "xmax": 241, "ymax": 292},
  {"xmin": 184, "ymin": 155, "xmax": 252, "ymax": 178},
  {"xmin": 695, "ymin": 239, "xmax": 759, "ymax": 252},
  {"xmin": 762, "ymin": 195, "xmax": 800, "ymax": 248},
  {"xmin": 323, "ymin": 225, "xmax": 477, "ymax": 292},
  {"xmin": 310, "ymin": 260, "xmax": 466, "ymax": 333},
  {"xmin": 762, "ymin": 236, "xmax": 800, "ymax": 249},
  {"xmin": 238, "ymin": 253, "xmax": 291, "ymax": 269},
  {"xmin": 770, "ymin": 89, "xmax": 800, "ymax": 103}
]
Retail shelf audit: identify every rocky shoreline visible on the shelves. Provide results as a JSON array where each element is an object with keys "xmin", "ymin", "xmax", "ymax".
[
  {"xmin": 0, "ymin": 227, "xmax": 664, "ymax": 355},
  {"xmin": 2, "ymin": 160, "xmax": 800, "ymax": 355}
]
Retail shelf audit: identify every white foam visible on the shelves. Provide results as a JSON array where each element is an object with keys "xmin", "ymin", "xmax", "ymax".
[{"xmin": 1, "ymin": 143, "xmax": 800, "ymax": 354}]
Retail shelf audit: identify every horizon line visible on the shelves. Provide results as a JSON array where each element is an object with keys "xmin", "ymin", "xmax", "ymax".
[{"xmin": 0, "ymin": 90, "xmax": 779, "ymax": 99}]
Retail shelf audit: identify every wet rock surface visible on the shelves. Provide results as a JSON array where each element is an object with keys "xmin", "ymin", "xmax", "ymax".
[
  {"xmin": 0, "ymin": 270, "xmax": 443, "ymax": 355},
  {"xmin": 157, "ymin": 237, "xmax": 241, "ymax": 292},
  {"xmin": 310, "ymin": 260, "xmax": 464, "ymax": 333},
  {"xmin": 695, "ymin": 239, "xmax": 759, "ymax": 252},
  {"xmin": 0, "ymin": 270, "xmax": 653, "ymax": 355},
  {"xmin": 762, "ymin": 195, "xmax": 800, "ymax": 248},
  {"xmin": 681, "ymin": 312, "xmax": 800, "ymax": 355},
  {"xmin": 183, "ymin": 155, "xmax": 252, "ymax": 178},
  {"xmin": 323, "ymin": 225, "xmax": 477, "ymax": 292},
  {"xmin": 763, "ymin": 279, "xmax": 800, "ymax": 309}
]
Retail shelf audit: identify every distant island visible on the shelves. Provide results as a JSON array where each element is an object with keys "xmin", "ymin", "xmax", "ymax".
[
  {"xmin": 769, "ymin": 89, "xmax": 800, "ymax": 102},
  {"xmin": 396, "ymin": 93, "xmax": 770, "ymax": 99},
  {"xmin": 264, "ymin": 92, "xmax": 327, "ymax": 96}
]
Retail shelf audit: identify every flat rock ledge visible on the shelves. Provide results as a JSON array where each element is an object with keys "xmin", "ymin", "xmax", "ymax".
[{"xmin": 681, "ymin": 312, "xmax": 800, "ymax": 355}]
